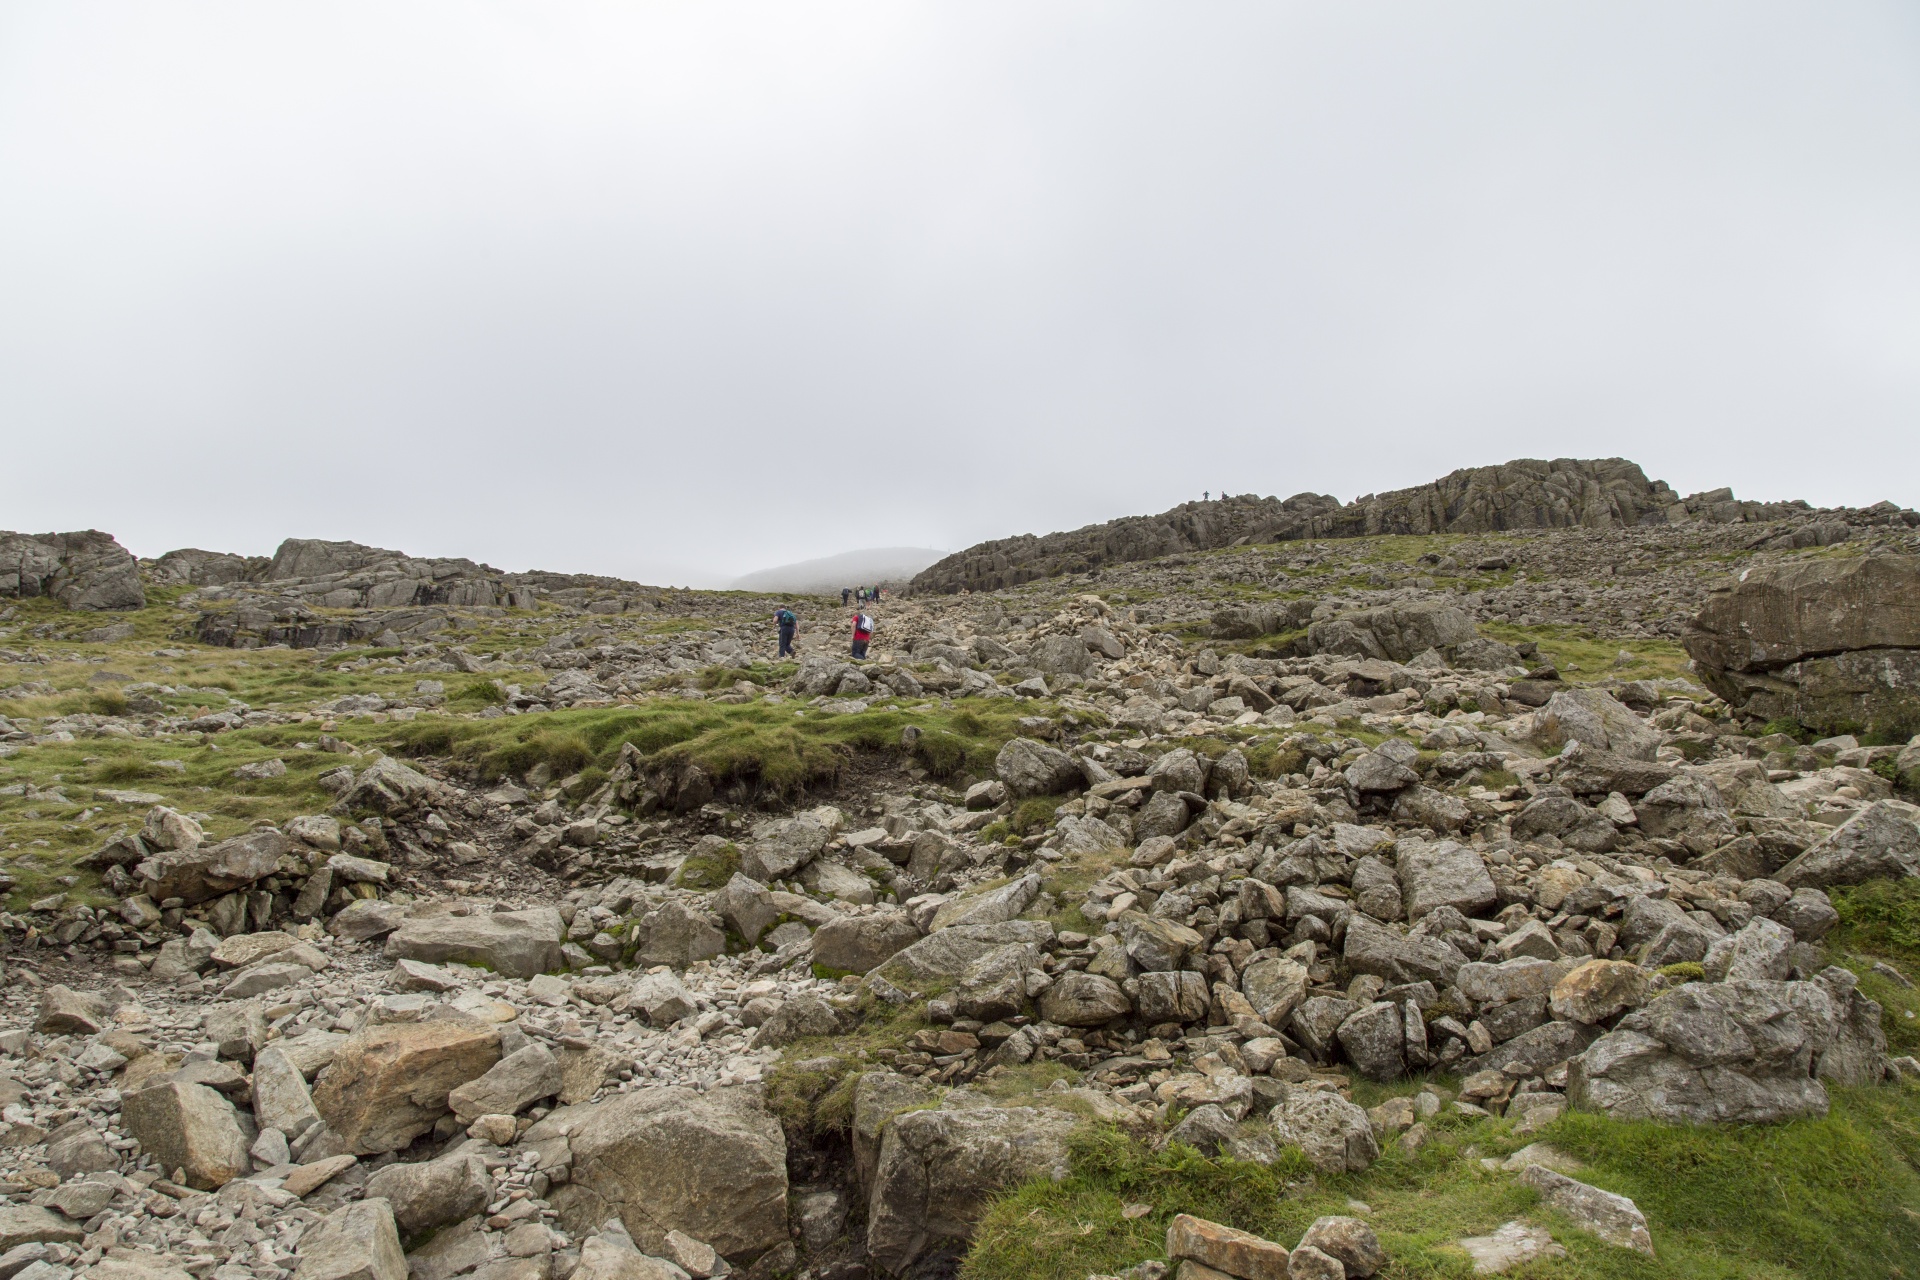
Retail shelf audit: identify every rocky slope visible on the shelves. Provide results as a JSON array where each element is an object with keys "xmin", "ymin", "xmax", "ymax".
[
  {"xmin": 0, "ymin": 500, "xmax": 1916, "ymax": 1280},
  {"xmin": 909, "ymin": 456, "xmax": 1918, "ymax": 595}
]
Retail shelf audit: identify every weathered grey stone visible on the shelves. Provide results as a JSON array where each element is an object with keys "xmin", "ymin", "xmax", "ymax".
[
  {"xmin": 253, "ymin": 1045, "xmax": 324, "ymax": 1138},
  {"xmin": 1270, "ymin": 1088, "xmax": 1378, "ymax": 1174},
  {"xmin": 993, "ymin": 738, "xmax": 1081, "ymax": 799},
  {"xmin": 1134, "ymin": 970, "xmax": 1211, "ymax": 1025},
  {"xmin": 448, "ymin": 1043, "xmax": 562, "ymax": 1122},
  {"xmin": 0, "ymin": 1206, "xmax": 84, "ymax": 1251},
  {"xmin": 291, "ymin": 1199, "xmax": 406, "ymax": 1280},
  {"xmin": 738, "ymin": 816, "xmax": 832, "ymax": 882},
  {"xmin": 812, "ymin": 911, "xmax": 920, "ymax": 975},
  {"xmin": 1569, "ymin": 979, "xmax": 1831, "ymax": 1124},
  {"xmin": 384, "ymin": 909, "xmax": 564, "ymax": 978},
  {"xmin": 633, "ymin": 901, "xmax": 726, "ymax": 969},
  {"xmin": 750, "ymin": 995, "xmax": 847, "ymax": 1048},
  {"xmin": 135, "ymin": 830, "xmax": 286, "ymax": 905},
  {"xmin": 1778, "ymin": 801, "xmax": 1920, "ymax": 888},
  {"xmin": 1517, "ymin": 1165, "xmax": 1654, "ymax": 1255},
  {"xmin": 1702, "ymin": 917, "xmax": 1795, "ymax": 982},
  {"xmin": 1530, "ymin": 687, "xmax": 1661, "ymax": 761},
  {"xmin": 628, "ymin": 971, "xmax": 698, "ymax": 1027},
  {"xmin": 1039, "ymin": 973, "xmax": 1130, "ymax": 1027},
  {"xmin": 1337, "ymin": 1002, "xmax": 1405, "ymax": 1081},
  {"xmin": 36, "ymin": 985, "xmax": 112, "ymax": 1036},
  {"xmin": 866, "ymin": 1103, "xmax": 1076, "ymax": 1275},
  {"xmin": 339, "ymin": 756, "xmax": 440, "ymax": 817},
  {"xmin": 1344, "ymin": 916, "xmax": 1468, "ymax": 987},
  {"xmin": 1396, "ymin": 841, "xmax": 1496, "ymax": 920},
  {"xmin": 121, "ymin": 1081, "xmax": 250, "ymax": 1190},
  {"xmin": 364, "ymin": 1151, "xmax": 491, "ymax": 1236},
  {"xmin": 1298, "ymin": 1216, "xmax": 1385, "ymax": 1277},
  {"xmin": 1550, "ymin": 960, "xmax": 1654, "ymax": 1025},
  {"xmin": 1164, "ymin": 1213, "xmax": 1292, "ymax": 1280},
  {"xmin": 537, "ymin": 1087, "xmax": 788, "ymax": 1259}
]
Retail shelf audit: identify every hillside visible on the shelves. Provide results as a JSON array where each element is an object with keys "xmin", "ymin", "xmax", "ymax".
[{"xmin": 0, "ymin": 488, "xmax": 1917, "ymax": 1280}]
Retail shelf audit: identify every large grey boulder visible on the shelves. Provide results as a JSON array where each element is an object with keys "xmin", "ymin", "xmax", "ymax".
[
  {"xmin": 1530, "ymin": 688, "xmax": 1661, "ymax": 762},
  {"xmin": 930, "ymin": 873, "xmax": 1042, "ymax": 932},
  {"xmin": 538, "ymin": 1087, "xmax": 788, "ymax": 1260},
  {"xmin": 739, "ymin": 815, "xmax": 833, "ymax": 882},
  {"xmin": 363, "ymin": 1150, "xmax": 491, "ymax": 1235},
  {"xmin": 1568, "ymin": 979, "xmax": 1833, "ymax": 1124},
  {"xmin": 1343, "ymin": 916, "xmax": 1469, "ymax": 987},
  {"xmin": 252, "ymin": 1045, "xmax": 324, "ymax": 1137},
  {"xmin": 340, "ymin": 757, "xmax": 441, "ymax": 816},
  {"xmin": 1039, "ymin": 973, "xmax": 1130, "ymax": 1026},
  {"xmin": 866, "ymin": 1102, "xmax": 1077, "ymax": 1275},
  {"xmin": 1686, "ymin": 553, "xmax": 1920, "ymax": 737},
  {"xmin": 136, "ymin": 830, "xmax": 287, "ymax": 905},
  {"xmin": 1308, "ymin": 600, "xmax": 1476, "ymax": 663},
  {"xmin": 1395, "ymin": 841, "xmax": 1497, "ymax": 921},
  {"xmin": 1517, "ymin": 1165, "xmax": 1654, "ymax": 1255},
  {"xmin": 874, "ymin": 920, "xmax": 1052, "ymax": 988},
  {"xmin": 121, "ymin": 1082, "xmax": 250, "ymax": 1190},
  {"xmin": 1270, "ymin": 1088, "xmax": 1378, "ymax": 1174},
  {"xmin": 633, "ymin": 900, "xmax": 726, "ymax": 969},
  {"xmin": 993, "ymin": 738, "xmax": 1081, "ymax": 798},
  {"xmin": 1634, "ymin": 774, "xmax": 1737, "ymax": 855},
  {"xmin": 448, "ymin": 1043, "xmax": 562, "ymax": 1122},
  {"xmin": 810, "ymin": 917, "xmax": 921, "ymax": 974},
  {"xmin": 1778, "ymin": 801, "xmax": 1920, "ymax": 887},
  {"xmin": 384, "ymin": 908, "xmax": 564, "ymax": 978},
  {"xmin": 1029, "ymin": 634, "xmax": 1093, "ymax": 677}
]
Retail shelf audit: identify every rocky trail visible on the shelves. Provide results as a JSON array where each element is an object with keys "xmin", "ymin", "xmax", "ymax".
[{"xmin": 0, "ymin": 457, "xmax": 1918, "ymax": 1280}]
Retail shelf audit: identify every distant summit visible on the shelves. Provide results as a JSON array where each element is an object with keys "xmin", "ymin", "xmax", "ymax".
[
  {"xmin": 910, "ymin": 458, "xmax": 1825, "ymax": 594},
  {"xmin": 731, "ymin": 547, "xmax": 945, "ymax": 596}
]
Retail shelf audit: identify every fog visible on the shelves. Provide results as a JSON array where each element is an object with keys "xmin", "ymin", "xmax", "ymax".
[{"xmin": 3, "ymin": 2, "xmax": 1916, "ymax": 585}]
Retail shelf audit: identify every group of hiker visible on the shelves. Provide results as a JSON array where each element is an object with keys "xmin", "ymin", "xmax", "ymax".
[
  {"xmin": 773, "ymin": 599, "xmax": 875, "ymax": 660},
  {"xmin": 841, "ymin": 585, "xmax": 885, "ymax": 605}
]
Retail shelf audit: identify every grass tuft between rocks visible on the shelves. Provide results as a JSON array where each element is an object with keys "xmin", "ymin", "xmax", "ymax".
[{"xmin": 962, "ymin": 1085, "xmax": 1920, "ymax": 1280}]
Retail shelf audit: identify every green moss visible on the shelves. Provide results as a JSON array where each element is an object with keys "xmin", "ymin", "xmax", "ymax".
[
  {"xmin": 673, "ymin": 842, "xmax": 741, "ymax": 890},
  {"xmin": 1658, "ymin": 961, "xmax": 1708, "ymax": 984}
]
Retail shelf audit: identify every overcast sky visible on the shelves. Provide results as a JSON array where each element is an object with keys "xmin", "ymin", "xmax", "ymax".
[{"xmin": 3, "ymin": 3, "xmax": 1917, "ymax": 587}]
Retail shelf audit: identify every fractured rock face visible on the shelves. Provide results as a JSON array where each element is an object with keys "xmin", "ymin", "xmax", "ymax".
[{"xmin": 0, "ymin": 530, "xmax": 145, "ymax": 610}]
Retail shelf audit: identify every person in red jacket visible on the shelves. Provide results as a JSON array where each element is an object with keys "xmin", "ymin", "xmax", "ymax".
[{"xmin": 850, "ymin": 610, "xmax": 874, "ymax": 659}]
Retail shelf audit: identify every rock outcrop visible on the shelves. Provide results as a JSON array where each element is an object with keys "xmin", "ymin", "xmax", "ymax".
[
  {"xmin": 1686, "ymin": 553, "xmax": 1920, "ymax": 737},
  {"xmin": 0, "ymin": 530, "xmax": 145, "ymax": 610}
]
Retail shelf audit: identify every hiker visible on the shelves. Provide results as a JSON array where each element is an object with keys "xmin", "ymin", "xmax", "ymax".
[
  {"xmin": 841, "ymin": 587, "xmax": 851, "ymax": 606},
  {"xmin": 775, "ymin": 606, "xmax": 797, "ymax": 658},
  {"xmin": 850, "ymin": 609, "xmax": 874, "ymax": 659}
]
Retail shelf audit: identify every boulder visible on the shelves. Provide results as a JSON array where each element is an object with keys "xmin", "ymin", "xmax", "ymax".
[
  {"xmin": 1530, "ymin": 688, "xmax": 1661, "ymax": 762},
  {"xmin": 1685, "ymin": 553, "xmax": 1920, "ymax": 737},
  {"xmin": 1702, "ymin": 917, "xmax": 1795, "ymax": 982},
  {"xmin": 37, "ymin": 985, "xmax": 112, "ymax": 1035},
  {"xmin": 750, "ymin": 995, "xmax": 847, "ymax": 1049},
  {"xmin": 1038, "ymin": 973, "xmax": 1130, "ymax": 1027},
  {"xmin": 311, "ymin": 1018, "xmax": 502, "ymax": 1154},
  {"xmin": 1550, "ymin": 960, "xmax": 1653, "ymax": 1025},
  {"xmin": 384, "ymin": 908, "xmax": 565, "ymax": 978},
  {"xmin": 739, "ymin": 816, "xmax": 832, "ymax": 882},
  {"xmin": 1164, "ymin": 1214, "xmax": 1292, "ymax": 1280},
  {"xmin": 121, "ymin": 1081, "xmax": 250, "ymax": 1190},
  {"xmin": 540, "ymin": 1087, "xmax": 787, "ymax": 1259},
  {"xmin": 1269, "ymin": 1087, "xmax": 1378, "ymax": 1174},
  {"xmin": 1336, "ymin": 1002, "xmax": 1405, "ymax": 1081},
  {"xmin": 1344, "ymin": 916, "xmax": 1469, "ymax": 987},
  {"xmin": 339, "ymin": 757, "xmax": 441, "ymax": 816},
  {"xmin": 0, "ymin": 530, "xmax": 145, "ymax": 611},
  {"xmin": 812, "ymin": 911, "xmax": 920, "ymax": 975},
  {"xmin": 136, "ymin": 830, "xmax": 287, "ymax": 905},
  {"xmin": 448, "ymin": 1043, "xmax": 562, "ymax": 1122},
  {"xmin": 1298, "ymin": 1216, "xmax": 1386, "ymax": 1277},
  {"xmin": 993, "ymin": 738, "xmax": 1081, "ymax": 799},
  {"xmin": 866, "ymin": 1102, "xmax": 1077, "ymax": 1274},
  {"xmin": 1569, "ymin": 979, "xmax": 1831, "ymax": 1125},
  {"xmin": 627, "ymin": 971, "xmax": 698, "ymax": 1027},
  {"xmin": 0, "ymin": 1205, "xmax": 85, "ymax": 1251},
  {"xmin": 633, "ymin": 901, "xmax": 726, "ymax": 969},
  {"xmin": 1133, "ymin": 970, "xmax": 1211, "ymax": 1025},
  {"xmin": 1778, "ymin": 801, "xmax": 1920, "ymax": 888},
  {"xmin": 363, "ymin": 1151, "xmax": 491, "ymax": 1236},
  {"xmin": 929, "ymin": 873, "xmax": 1043, "ymax": 932},
  {"xmin": 253, "ymin": 1045, "xmax": 325, "ymax": 1138},
  {"xmin": 1517, "ymin": 1165, "xmax": 1654, "ymax": 1255},
  {"xmin": 1307, "ymin": 600, "xmax": 1477, "ymax": 663},
  {"xmin": 1396, "ymin": 840, "xmax": 1496, "ymax": 920},
  {"xmin": 1238, "ymin": 956, "xmax": 1310, "ymax": 1027},
  {"xmin": 291, "ymin": 1199, "xmax": 406, "ymax": 1280}
]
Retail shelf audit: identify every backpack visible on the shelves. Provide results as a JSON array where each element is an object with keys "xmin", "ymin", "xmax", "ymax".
[{"xmin": 776, "ymin": 609, "xmax": 795, "ymax": 627}]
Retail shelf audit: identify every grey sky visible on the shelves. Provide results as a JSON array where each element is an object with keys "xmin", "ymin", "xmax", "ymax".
[{"xmin": 3, "ymin": 3, "xmax": 1917, "ymax": 587}]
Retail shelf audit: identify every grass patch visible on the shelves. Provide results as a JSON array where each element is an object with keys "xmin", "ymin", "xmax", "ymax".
[
  {"xmin": 673, "ymin": 842, "xmax": 740, "ymax": 890},
  {"xmin": 1480, "ymin": 622, "xmax": 1692, "ymax": 686},
  {"xmin": 963, "ymin": 1087, "xmax": 1920, "ymax": 1280}
]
